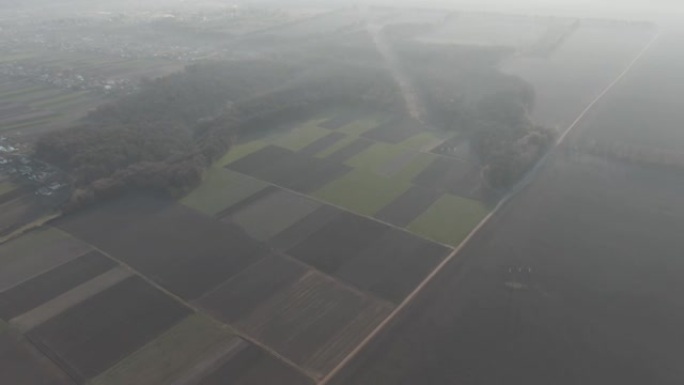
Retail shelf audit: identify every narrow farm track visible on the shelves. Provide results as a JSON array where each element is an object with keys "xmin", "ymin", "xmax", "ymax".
[{"xmin": 318, "ymin": 29, "xmax": 662, "ymax": 385}]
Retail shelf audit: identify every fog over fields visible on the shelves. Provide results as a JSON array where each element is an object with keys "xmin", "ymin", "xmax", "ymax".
[{"xmin": 0, "ymin": 1, "xmax": 682, "ymax": 384}]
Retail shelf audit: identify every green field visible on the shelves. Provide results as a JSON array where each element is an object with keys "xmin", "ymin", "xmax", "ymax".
[
  {"xmin": 181, "ymin": 168, "xmax": 268, "ymax": 216},
  {"xmin": 399, "ymin": 132, "xmax": 446, "ymax": 151},
  {"xmin": 408, "ymin": 194, "xmax": 490, "ymax": 246},
  {"xmin": 0, "ymin": 81, "xmax": 105, "ymax": 134},
  {"xmin": 388, "ymin": 152, "xmax": 437, "ymax": 183},
  {"xmin": 216, "ymin": 140, "xmax": 270, "ymax": 167},
  {"xmin": 268, "ymin": 119, "xmax": 330, "ymax": 151},
  {"xmin": 346, "ymin": 142, "xmax": 408, "ymax": 170},
  {"xmin": 185, "ymin": 110, "xmax": 486, "ymax": 247},
  {"xmin": 314, "ymin": 134, "xmax": 357, "ymax": 158},
  {"xmin": 314, "ymin": 168, "xmax": 411, "ymax": 216},
  {"xmin": 336, "ymin": 114, "xmax": 388, "ymax": 136},
  {"xmin": 89, "ymin": 314, "xmax": 236, "ymax": 385}
]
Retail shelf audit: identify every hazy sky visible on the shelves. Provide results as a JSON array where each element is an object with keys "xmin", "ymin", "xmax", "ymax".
[
  {"xmin": 252, "ymin": 0, "xmax": 684, "ymax": 19},
  {"xmin": 375, "ymin": 0, "xmax": 682, "ymax": 16}
]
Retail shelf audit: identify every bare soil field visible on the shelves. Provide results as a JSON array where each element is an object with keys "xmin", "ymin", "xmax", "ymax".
[
  {"xmin": 0, "ymin": 250, "xmax": 114, "ymax": 320},
  {"xmin": 233, "ymin": 271, "xmax": 392, "ymax": 377},
  {"xmin": 227, "ymin": 145, "xmax": 353, "ymax": 194},
  {"xmin": 55, "ymin": 195, "xmax": 268, "ymax": 300},
  {"xmin": 197, "ymin": 255, "xmax": 309, "ymax": 324},
  {"xmin": 27, "ymin": 276, "xmax": 190, "ymax": 382},
  {"xmin": 374, "ymin": 185, "xmax": 442, "ymax": 227},
  {"xmin": 330, "ymin": 28, "xmax": 684, "ymax": 385},
  {"xmin": 297, "ymin": 132, "xmax": 347, "ymax": 156},
  {"xmin": 268, "ymin": 205, "xmax": 345, "ymax": 251},
  {"xmin": 0, "ymin": 227, "xmax": 92, "ymax": 292},
  {"xmin": 287, "ymin": 211, "xmax": 390, "ymax": 274},
  {"xmin": 90, "ymin": 314, "xmax": 236, "ymax": 385},
  {"xmin": 0, "ymin": 332, "xmax": 74, "ymax": 385},
  {"xmin": 334, "ymin": 228, "xmax": 449, "ymax": 304},
  {"xmin": 196, "ymin": 342, "xmax": 314, "ymax": 385}
]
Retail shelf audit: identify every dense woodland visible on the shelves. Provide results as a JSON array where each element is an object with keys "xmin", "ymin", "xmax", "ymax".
[{"xmin": 396, "ymin": 43, "xmax": 554, "ymax": 188}]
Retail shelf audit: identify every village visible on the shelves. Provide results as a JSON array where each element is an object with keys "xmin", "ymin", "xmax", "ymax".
[{"xmin": 0, "ymin": 136, "xmax": 69, "ymax": 199}]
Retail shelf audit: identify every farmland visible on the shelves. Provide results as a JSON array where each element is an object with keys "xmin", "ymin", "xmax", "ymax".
[
  {"xmin": 0, "ymin": 4, "xmax": 669, "ymax": 385},
  {"xmin": 221, "ymin": 109, "xmax": 488, "ymax": 247}
]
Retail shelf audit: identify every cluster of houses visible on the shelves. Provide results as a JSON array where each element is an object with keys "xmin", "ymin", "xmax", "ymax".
[
  {"xmin": 0, "ymin": 62, "xmax": 137, "ymax": 95},
  {"xmin": 0, "ymin": 138, "xmax": 67, "ymax": 198}
]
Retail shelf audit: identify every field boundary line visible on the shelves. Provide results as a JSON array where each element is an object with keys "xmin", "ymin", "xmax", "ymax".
[
  {"xmin": 50, "ymin": 228, "xmax": 320, "ymax": 384},
  {"xmin": 224, "ymin": 169, "xmax": 457, "ymax": 251},
  {"xmin": 318, "ymin": 29, "xmax": 661, "ymax": 385}
]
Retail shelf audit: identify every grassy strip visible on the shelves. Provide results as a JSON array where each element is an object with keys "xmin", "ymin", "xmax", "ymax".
[
  {"xmin": 270, "ymin": 119, "xmax": 331, "ymax": 151},
  {"xmin": 0, "ymin": 85, "xmax": 46, "ymax": 100},
  {"xmin": 408, "ymin": 194, "xmax": 490, "ymax": 247},
  {"xmin": 346, "ymin": 142, "xmax": 410, "ymax": 171},
  {"xmin": 181, "ymin": 168, "xmax": 268, "ymax": 216},
  {"xmin": 89, "ymin": 314, "xmax": 235, "ymax": 385},
  {"xmin": 314, "ymin": 168, "xmax": 411, "ymax": 216},
  {"xmin": 2, "ymin": 89, "xmax": 62, "ymax": 104},
  {"xmin": 314, "ymin": 134, "xmax": 357, "ymax": 158},
  {"xmin": 398, "ymin": 132, "xmax": 445, "ymax": 151},
  {"xmin": 0, "ymin": 52, "xmax": 38, "ymax": 63},
  {"xmin": 337, "ymin": 114, "xmax": 387, "ymax": 136},
  {"xmin": 0, "ymin": 116, "xmax": 57, "ymax": 133},
  {"xmin": 391, "ymin": 152, "xmax": 437, "ymax": 183},
  {"xmin": 216, "ymin": 140, "xmax": 269, "ymax": 167},
  {"xmin": 32, "ymin": 91, "xmax": 90, "ymax": 110}
]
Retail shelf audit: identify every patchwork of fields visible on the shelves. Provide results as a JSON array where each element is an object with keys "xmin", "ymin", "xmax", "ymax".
[
  {"xmin": 0, "ymin": 109, "xmax": 481, "ymax": 380},
  {"xmin": 0, "ymin": 215, "xmax": 315, "ymax": 385},
  {"xmin": 0, "ymin": 50, "xmax": 182, "ymax": 137},
  {"xmin": 0, "ymin": 9, "xmax": 662, "ymax": 385},
  {"xmin": 208, "ymin": 110, "xmax": 491, "ymax": 247},
  {"xmin": 0, "ymin": 79, "xmax": 104, "ymax": 136}
]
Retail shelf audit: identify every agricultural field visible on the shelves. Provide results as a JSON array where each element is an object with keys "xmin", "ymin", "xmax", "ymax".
[
  {"xmin": 54, "ymin": 196, "xmax": 270, "ymax": 301},
  {"xmin": 0, "ymin": 7, "xmax": 667, "ymax": 385},
  {"xmin": 0, "ymin": 79, "xmax": 97, "ymax": 135},
  {"xmin": 0, "ymin": 53, "xmax": 181, "ymax": 137},
  {"xmin": 216, "ymin": 109, "xmax": 488, "ymax": 247},
  {"xmin": 0, "ymin": 332, "xmax": 74, "ymax": 385},
  {"xmin": 88, "ymin": 314, "xmax": 235, "ymax": 385},
  {"xmin": 53, "ymin": 188, "xmax": 450, "ymax": 380},
  {"xmin": 199, "ymin": 258, "xmax": 393, "ymax": 377},
  {"xmin": 0, "ymin": 219, "xmax": 314, "ymax": 385}
]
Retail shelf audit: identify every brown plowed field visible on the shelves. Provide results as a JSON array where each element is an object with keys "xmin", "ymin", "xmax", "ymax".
[{"xmin": 27, "ymin": 276, "xmax": 191, "ymax": 381}]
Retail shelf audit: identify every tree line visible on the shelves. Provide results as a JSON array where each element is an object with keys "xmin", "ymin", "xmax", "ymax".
[{"xmin": 34, "ymin": 59, "xmax": 401, "ymax": 211}]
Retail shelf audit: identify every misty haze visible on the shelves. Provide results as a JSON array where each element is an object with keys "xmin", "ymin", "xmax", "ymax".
[{"xmin": 0, "ymin": 1, "xmax": 682, "ymax": 384}]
